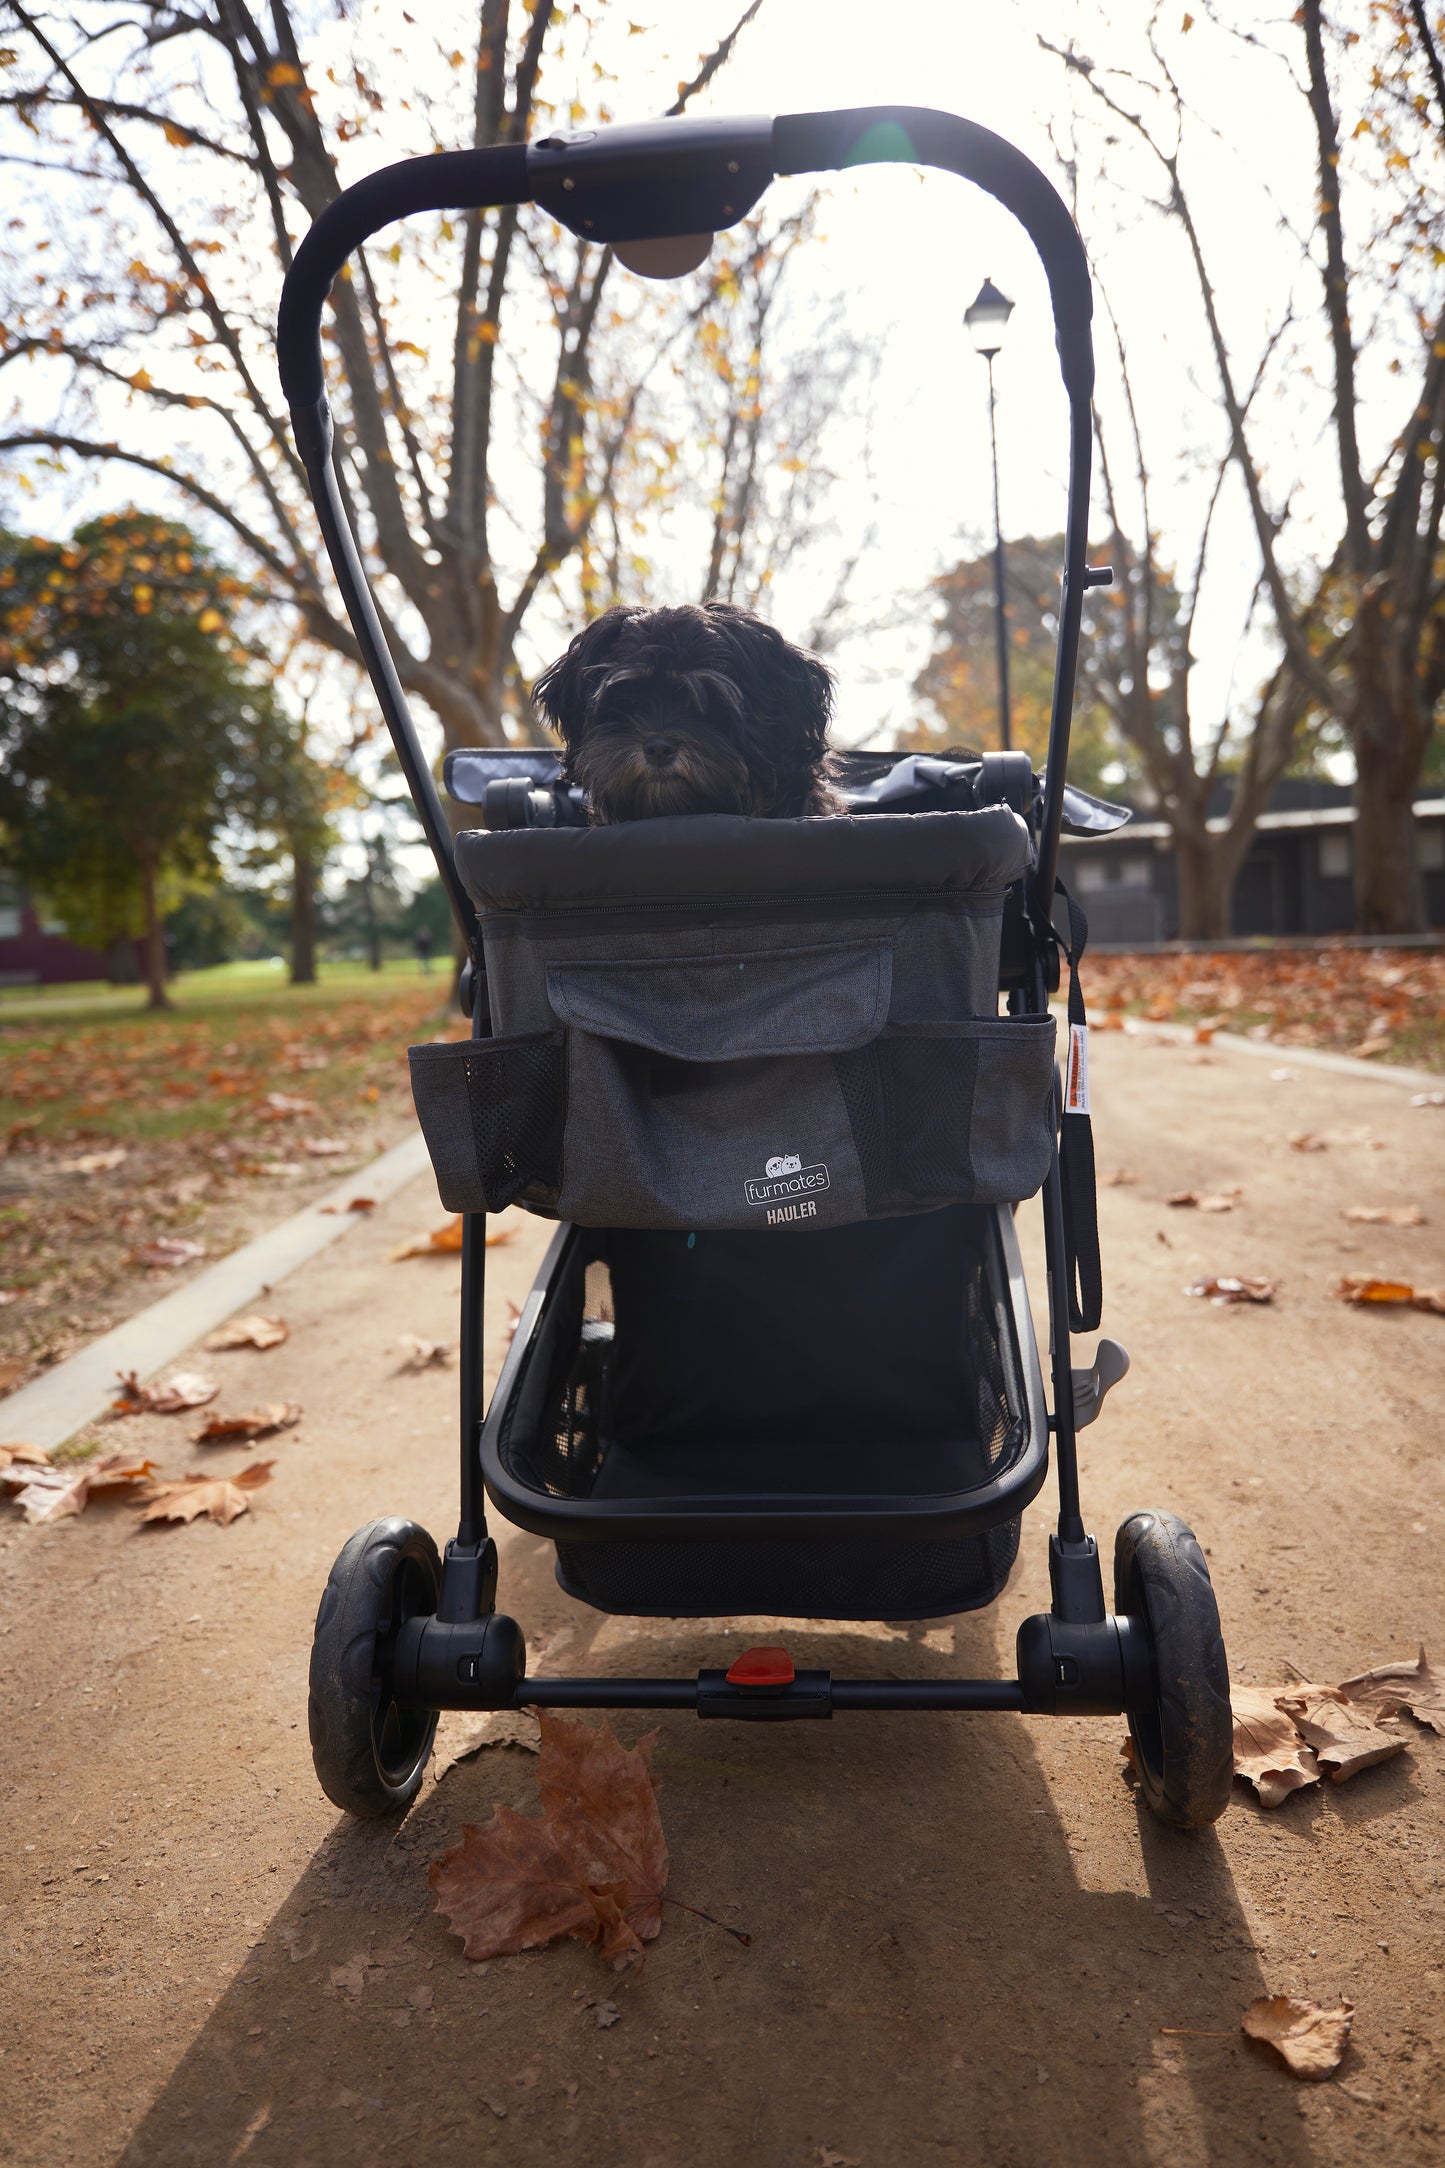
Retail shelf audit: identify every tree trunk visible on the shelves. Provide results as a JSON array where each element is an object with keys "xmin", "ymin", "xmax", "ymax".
[
  {"xmin": 1172, "ymin": 829, "xmax": 1238, "ymax": 941},
  {"xmin": 289, "ymin": 851, "xmax": 317, "ymax": 986},
  {"xmin": 139, "ymin": 851, "xmax": 170, "ymax": 1010},
  {"xmin": 362, "ymin": 859, "xmax": 382, "ymax": 973},
  {"xmin": 1353, "ymin": 740, "xmax": 1424, "ymax": 934}
]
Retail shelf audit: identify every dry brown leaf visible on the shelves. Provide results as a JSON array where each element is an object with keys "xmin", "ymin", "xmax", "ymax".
[
  {"xmin": 190, "ymin": 1403, "xmax": 300, "ymax": 1444},
  {"xmin": 1231, "ymin": 1687, "xmax": 1322, "ymax": 1808},
  {"xmin": 57, "ymin": 1147, "xmax": 128, "ymax": 1174},
  {"xmin": 1335, "ymin": 1275, "xmax": 1445, "ymax": 1313},
  {"xmin": 1276, "ymin": 1686, "xmax": 1406, "ymax": 1784},
  {"xmin": 1342, "ymin": 1205, "xmax": 1426, "ymax": 1226},
  {"xmin": 137, "ymin": 1236, "xmax": 207, "ymax": 1269},
  {"xmin": 299, "ymin": 1136, "xmax": 350, "ymax": 1156},
  {"xmin": 397, "ymin": 1333, "xmax": 452, "ymax": 1370},
  {"xmin": 320, "ymin": 1196, "xmax": 375, "ymax": 1214},
  {"xmin": 1288, "ymin": 1132, "xmax": 1328, "ymax": 1152},
  {"xmin": 1338, "ymin": 1645, "xmax": 1445, "ymax": 1735},
  {"xmin": 390, "ymin": 1216, "xmax": 465, "ymax": 1261},
  {"xmin": 0, "ymin": 1442, "xmax": 50, "ymax": 1469},
  {"xmin": 203, "ymin": 1314, "xmax": 289, "ymax": 1352},
  {"xmin": 138, "ymin": 1459, "xmax": 274, "ymax": 1527},
  {"xmin": 1241, "ymin": 1996, "xmax": 1353, "ymax": 2081},
  {"xmin": 1100, "ymin": 1168, "xmax": 1139, "ymax": 1185},
  {"xmin": 110, "ymin": 1369, "xmax": 219, "ymax": 1416},
  {"xmin": 430, "ymin": 1712, "xmax": 668, "ymax": 1972},
  {"xmin": 0, "ymin": 1355, "xmax": 26, "ymax": 1392},
  {"xmin": 1168, "ymin": 1188, "xmax": 1242, "ymax": 1212},
  {"xmin": 3, "ymin": 1450, "xmax": 157, "ymax": 1524},
  {"xmin": 260, "ymin": 1091, "xmax": 318, "ymax": 1118},
  {"xmin": 1185, "ymin": 1276, "xmax": 1275, "ymax": 1305}
]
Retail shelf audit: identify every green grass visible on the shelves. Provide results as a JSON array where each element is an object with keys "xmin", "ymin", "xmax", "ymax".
[{"xmin": 0, "ymin": 955, "xmax": 444, "ymax": 1029}]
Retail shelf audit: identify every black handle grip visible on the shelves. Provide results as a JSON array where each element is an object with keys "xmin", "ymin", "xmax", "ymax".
[{"xmin": 775, "ymin": 107, "xmax": 1093, "ymax": 399}]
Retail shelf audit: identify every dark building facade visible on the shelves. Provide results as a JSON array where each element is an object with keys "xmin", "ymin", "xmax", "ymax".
[
  {"xmin": 1057, "ymin": 779, "xmax": 1445, "ymax": 944},
  {"xmin": 0, "ymin": 878, "xmax": 109, "ymax": 986}
]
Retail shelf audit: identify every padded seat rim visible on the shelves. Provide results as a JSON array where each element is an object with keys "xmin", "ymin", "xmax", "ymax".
[{"xmin": 457, "ymin": 807, "xmax": 1030, "ymax": 912}]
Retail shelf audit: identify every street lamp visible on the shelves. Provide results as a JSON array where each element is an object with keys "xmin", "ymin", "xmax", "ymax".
[{"xmin": 964, "ymin": 277, "xmax": 1016, "ymax": 752}]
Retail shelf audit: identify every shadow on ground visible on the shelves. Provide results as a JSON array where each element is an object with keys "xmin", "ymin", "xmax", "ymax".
[{"xmin": 116, "ymin": 1536, "xmax": 1323, "ymax": 2168}]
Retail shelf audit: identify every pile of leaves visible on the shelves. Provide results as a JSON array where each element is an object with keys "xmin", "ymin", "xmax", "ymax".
[
  {"xmin": 1230, "ymin": 1647, "xmax": 1441, "ymax": 1807},
  {"xmin": 1086, "ymin": 946, "xmax": 1445, "ymax": 1069}
]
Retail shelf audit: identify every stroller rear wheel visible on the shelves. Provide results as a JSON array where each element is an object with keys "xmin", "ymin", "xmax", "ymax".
[
  {"xmin": 308, "ymin": 1517, "xmax": 441, "ymax": 1818},
  {"xmin": 1114, "ymin": 1511, "xmax": 1233, "ymax": 1829}
]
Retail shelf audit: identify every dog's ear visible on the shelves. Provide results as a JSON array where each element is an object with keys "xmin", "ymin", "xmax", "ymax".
[
  {"xmin": 531, "ymin": 607, "xmax": 637, "ymax": 774},
  {"xmin": 703, "ymin": 604, "xmax": 836, "ymax": 815}
]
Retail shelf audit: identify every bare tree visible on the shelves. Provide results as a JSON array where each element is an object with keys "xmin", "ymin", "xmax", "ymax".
[
  {"xmin": 0, "ymin": 2, "xmax": 766, "ymax": 770},
  {"xmin": 1045, "ymin": 5, "xmax": 1445, "ymax": 933}
]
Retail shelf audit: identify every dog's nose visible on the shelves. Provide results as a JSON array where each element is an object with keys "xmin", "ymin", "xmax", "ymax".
[{"xmin": 642, "ymin": 736, "xmax": 676, "ymax": 766}]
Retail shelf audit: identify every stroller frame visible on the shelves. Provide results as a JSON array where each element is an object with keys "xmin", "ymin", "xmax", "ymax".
[{"xmin": 281, "ymin": 108, "xmax": 1233, "ymax": 1823}]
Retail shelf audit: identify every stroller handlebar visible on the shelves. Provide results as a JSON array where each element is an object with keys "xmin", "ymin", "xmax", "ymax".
[{"xmin": 276, "ymin": 106, "xmax": 1095, "ymax": 944}]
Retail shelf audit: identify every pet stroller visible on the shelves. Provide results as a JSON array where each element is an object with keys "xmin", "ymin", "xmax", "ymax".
[{"xmin": 278, "ymin": 107, "xmax": 1234, "ymax": 1831}]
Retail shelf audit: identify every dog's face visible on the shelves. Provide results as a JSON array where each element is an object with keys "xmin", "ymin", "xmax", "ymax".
[{"xmin": 531, "ymin": 602, "xmax": 836, "ymax": 823}]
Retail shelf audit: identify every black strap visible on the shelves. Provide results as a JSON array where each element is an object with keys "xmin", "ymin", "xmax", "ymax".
[{"xmin": 1055, "ymin": 881, "xmax": 1102, "ymax": 1334}]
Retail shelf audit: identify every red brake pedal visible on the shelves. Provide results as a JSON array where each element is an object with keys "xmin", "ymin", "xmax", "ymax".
[{"xmin": 725, "ymin": 1645, "xmax": 795, "ymax": 1687}]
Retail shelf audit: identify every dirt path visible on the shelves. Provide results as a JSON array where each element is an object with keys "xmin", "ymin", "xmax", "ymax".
[{"xmin": 2, "ymin": 1029, "xmax": 1442, "ymax": 2168}]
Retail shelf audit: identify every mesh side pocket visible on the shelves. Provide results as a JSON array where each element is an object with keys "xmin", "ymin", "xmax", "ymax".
[
  {"xmin": 837, "ymin": 1016, "xmax": 1056, "ymax": 1215},
  {"xmin": 408, "ymin": 1033, "xmax": 564, "ymax": 1214}
]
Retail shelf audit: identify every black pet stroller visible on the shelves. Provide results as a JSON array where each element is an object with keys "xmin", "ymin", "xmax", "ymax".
[{"xmin": 278, "ymin": 107, "xmax": 1234, "ymax": 1833}]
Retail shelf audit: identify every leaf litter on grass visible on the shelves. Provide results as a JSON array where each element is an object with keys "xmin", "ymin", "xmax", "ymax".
[{"xmin": 429, "ymin": 1711, "xmax": 668, "ymax": 1971}]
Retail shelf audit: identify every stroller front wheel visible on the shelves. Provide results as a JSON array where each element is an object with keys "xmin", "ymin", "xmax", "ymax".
[
  {"xmin": 1115, "ymin": 1510, "xmax": 1233, "ymax": 1829},
  {"xmin": 308, "ymin": 1517, "xmax": 441, "ymax": 1817}
]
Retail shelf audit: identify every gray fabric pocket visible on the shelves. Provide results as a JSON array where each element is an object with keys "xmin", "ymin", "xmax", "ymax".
[
  {"xmin": 546, "ymin": 939, "xmax": 892, "ymax": 1060},
  {"xmin": 834, "ymin": 1016, "xmax": 1057, "ymax": 1213}
]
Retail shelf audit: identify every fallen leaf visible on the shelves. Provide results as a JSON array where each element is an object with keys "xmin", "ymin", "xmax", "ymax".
[
  {"xmin": 408, "ymin": 1983, "xmax": 434, "ymax": 2014},
  {"xmin": 390, "ymin": 1216, "xmax": 465, "ymax": 1261},
  {"xmin": 57, "ymin": 1147, "xmax": 128, "ymax": 1174},
  {"xmin": 328, "ymin": 1954, "xmax": 381, "ymax": 2003},
  {"xmin": 138, "ymin": 1459, "xmax": 274, "ymax": 1527},
  {"xmin": 429, "ymin": 1712, "xmax": 668, "ymax": 1972},
  {"xmin": 1276, "ymin": 1686, "xmax": 1407, "ymax": 1783},
  {"xmin": 1410, "ymin": 1090, "xmax": 1445, "ymax": 1108},
  {"xmin": 1338, "ymin": 1645, "xmax": 1445, "ymax": 1735},
  {"xmin": 1334, "ymin": 1275, "xmax": 1445, "ymax": 1313},
  {"xmin": 398, "ymin": 1333, "xmax": 452, "ymax": 1369},
  {"xmin": 260, "ymin": 1091, "xmax": 318, "ymax": 1118},
  {"xmin": 203, "ymin": 1314, "xmax": 289, "ymax": 1351},
  {"xmin": 1241, "ymin": 1995, "xmax": 1353, "ymax": 2081},
  {"xmin": 320, "ymin": 1197, "xmax": 375, "ymax": 1214},
  {"xmin": 1193, "ymin": 1023, "xmax": 1216, "ymax": 1044},
  {"xmin": 0, "ymin": 1442, "xmax": 50, "ymax": 1469},
  {"xmin": 817, "ymin": 2151, "xmax": 861, "ymax": 2168},
  {"xmin": 1231, "ymin": 1687, "xmax": 1322, "ymax": 1808},
  {"xmin": 190, "ymin": 1403, "xmax": 300, "ymax": 1444},
  {"xmin": 1342, "ymin": 1205, "xmax": 1426, "ymax": 1226},
  {"xmin": 2, "ymin": 1450, "xmax": 156, "ymax": 1524},
  {"xmin": 1288, "ymin": 1132, "xmax": 1328, "ymax": 1152},
  {"xmin": 0, "ymin": 1356, "xmax": 25, "ymax": 1392},
  {"xmin": 110, "ymin": 1369, "xmax": 219, "ymax": 1416},
  {"xmin": 137, "ymin": 1237, "xmax": 207, "ymax": 1269},
  {"xmin": 1269, "ymin": 1067, "xmax": 1297, "ymax": 1082},
  {"xmin": 592, "ymin": 2001, "xmax": 620, "ymax": 2029},
  {"xmin": 299, "ymin": 1137, "xmax": 351, "ymax": 1156},
  {"xmin": 0, "ymin": 1290, "xmax": 18, "ymax": 1306},
  {"xmin": 1100, "ymin": 1168, "xmax": 1140, "ymax": 1185},
  {"xmin": 1168, "ymin": 1188, "xmax": 1242, "ymax": 1211},
  {"xmin": 1185, "ymin": 1276, "xmax": 1275, "ymax": 1305}
]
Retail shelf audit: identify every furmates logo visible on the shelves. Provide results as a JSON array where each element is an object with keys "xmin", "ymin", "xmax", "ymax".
[{"xmin": 744, "ymin": 1151, "xmax": 830, "ymax": 1222}]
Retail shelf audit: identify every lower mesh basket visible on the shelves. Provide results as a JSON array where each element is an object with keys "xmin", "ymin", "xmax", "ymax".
[{"xmin": 488, "ymin": 1207, "xmax": 1033, "ymax": 1621}]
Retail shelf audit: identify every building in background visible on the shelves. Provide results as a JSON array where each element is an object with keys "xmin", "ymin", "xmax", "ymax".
[
  {"xmin": 1058, "ymin": 780, "xmax": 1445, "ymax": 945},
  {"xmin": 0, "ymin": 876, "xmax": 109, "ymax": 985}
]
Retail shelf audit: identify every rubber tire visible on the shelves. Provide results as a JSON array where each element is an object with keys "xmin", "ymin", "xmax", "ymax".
[
  {"xmin": 1114, "ymin": 1510, "xmax": 1233, "ymax": 1829},
  {"xmin": 309, "ymin": 1517, "xmax": 441, "ymax": 1818}
]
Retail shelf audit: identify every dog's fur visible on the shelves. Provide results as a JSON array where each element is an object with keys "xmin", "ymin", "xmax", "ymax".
[{"xmin": 531, "ymin": 601, "xmax": 841, "ymax": 824}]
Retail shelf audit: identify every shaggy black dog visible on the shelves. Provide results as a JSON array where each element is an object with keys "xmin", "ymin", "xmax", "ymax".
[{"xmin": 531, "ymin": 601, "xmax": 841, "ymax": 823}]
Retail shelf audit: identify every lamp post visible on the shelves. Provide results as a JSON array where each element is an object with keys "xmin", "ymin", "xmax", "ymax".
[{"xmin": 964, "ymin": 277, "xmax": 1016, "ymax": 752}]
